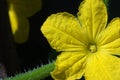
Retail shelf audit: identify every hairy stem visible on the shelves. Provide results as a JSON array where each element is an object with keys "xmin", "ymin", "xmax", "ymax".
[{"xmin": 5, "ymin": 61, "xmax": 55, "ymax": 80}]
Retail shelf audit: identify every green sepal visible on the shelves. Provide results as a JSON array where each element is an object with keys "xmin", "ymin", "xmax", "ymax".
[{"xmin": 103, "ymin": 0, "xmax": 109, "ymax": 7}]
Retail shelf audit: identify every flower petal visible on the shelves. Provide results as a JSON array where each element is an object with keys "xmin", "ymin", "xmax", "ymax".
[
  {"xmin": 7, "ymin": 0, "xmax": 42, "ymax": 17},
  {"xmin": 98, "ymin": 18, "xmax": 120, "ymax": 45},
  {"xmin": 77, "ymin": 0, "xmax": 107, "ymax": 41},
  {"xmin": 8, "ymin": 10, "xmax": 29, "ymax": 43},
  {"xmin": 41, "ymin": 12, "xmax": 87, "ymax": 52},
  {"xmin": 51, "ymin": 52, "xmax": 87, "ymax": 80},
  {"xmin": 98, "ymin": 18, "xmax": 120, "ymax": 56},
  {"xmin": 85, "ymin": 53, "xmax": 120, "ymax": 80},
  {"xmin": 7, "ymin": 0, "xmax": 42, "ymax": 43},
  {"xmin": 100, "ymin": 38, "xmax": 120, "ymax": 56}
]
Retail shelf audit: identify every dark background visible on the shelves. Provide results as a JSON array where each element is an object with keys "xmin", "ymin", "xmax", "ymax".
[{"xmin": 0, "ymin": 0, "xmax": 120, "ymax": 79}]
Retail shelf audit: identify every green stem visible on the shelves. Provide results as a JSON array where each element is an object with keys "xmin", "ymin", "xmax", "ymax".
[{"xmin": 5, "ymin": 61, "xmax": 55, "ymax": 80}]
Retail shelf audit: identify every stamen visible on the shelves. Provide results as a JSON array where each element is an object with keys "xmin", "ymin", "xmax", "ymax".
[{"xmin": 89, "ymin": 44, "xmax": 97, "ymax": 53}]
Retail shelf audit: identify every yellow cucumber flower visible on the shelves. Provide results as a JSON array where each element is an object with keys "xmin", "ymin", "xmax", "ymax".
[
  {"xmin": 7, "ymin": 0, "xmax": 42, "ymax": 43},
  {"xmin": 41, "ymin": 0, "xmax": 120, "ymax": 80}
]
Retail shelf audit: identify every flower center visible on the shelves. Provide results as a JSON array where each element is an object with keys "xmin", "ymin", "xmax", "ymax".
[{"xmin": 89, "ymin": 44, "xmax": 97, "ymax": 53}]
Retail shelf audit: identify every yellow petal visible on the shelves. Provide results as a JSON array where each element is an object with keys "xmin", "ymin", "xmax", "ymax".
[
  {"xmin": 7, "ymin": 0, "xmax": 42, "ymax": 43},
  {"xmin": 85, "ymin": 53, "xmax": 120, "ymax": 80},
  {"xmin": 77, "ymin": 0, "xmax": 107, "ymax": 41},
  {"xmin": 100, "ymin": 38, "xmax": 120, "ymax": 56},
  {"xmin": 98, "ymin": 17, "xmax": 120, "ymax": 45},
  {"xmin": 41, "ymin": 12, "xmax": 87, "ymax": 52},
  {"xmin": 51, "ymin": 52, "xmax": 88, "ymax": 80},
  {"xmin": 7, "ymin": 0, "xmax": 42, "ymax": 17},
  {"xmin": 8, "ymin": 10, "xmax": 29, "ymax": 43},
  {"xmin": 98, "ymin": 18, "xmax": 120, "ymax": 56}
]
